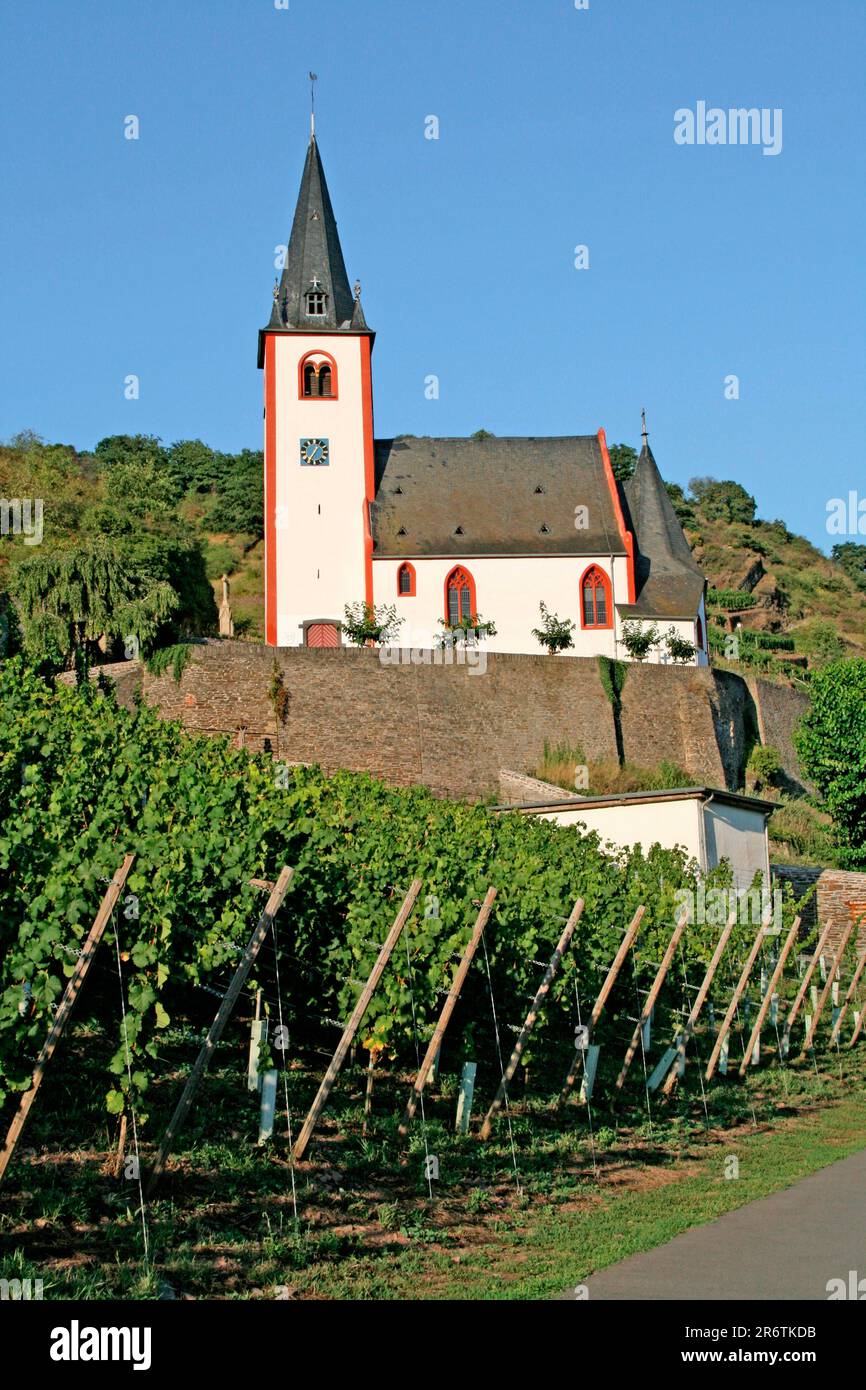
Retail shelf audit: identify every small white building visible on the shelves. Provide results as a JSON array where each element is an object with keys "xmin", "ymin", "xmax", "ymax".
[
  {"xmin": 258, "ymin": 130, "xmax": 709, "ymax": 666},
  {"xmin": 498, "ymin": 785, "xmax": 774, "ymax": 891}
]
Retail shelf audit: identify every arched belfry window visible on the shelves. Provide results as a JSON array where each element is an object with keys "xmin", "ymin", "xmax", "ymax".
[
  {"xmin": 580, "ymin": 565, "xmax": 612, "ymax": 629},
  {"xmin": 445, "ymin": 566, "xmax": 476, "ymax": 626},
  {"xmin": 299, "ymin": 351, "xmax": 338, "ymax": 400}
]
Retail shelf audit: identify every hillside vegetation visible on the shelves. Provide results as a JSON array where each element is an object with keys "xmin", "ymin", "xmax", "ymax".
[
  {"xmin": 665, "ymin": 475, "xmax": 865, "ymax": 682},
  {"xmin": 0, "ymin": 432, "xmax": 265, "ymax": 659}
]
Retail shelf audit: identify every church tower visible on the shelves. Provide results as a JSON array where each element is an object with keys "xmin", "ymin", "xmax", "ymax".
[{"xmin": 258, "ymin": 126, "xmax": 374, "ymax": 647}]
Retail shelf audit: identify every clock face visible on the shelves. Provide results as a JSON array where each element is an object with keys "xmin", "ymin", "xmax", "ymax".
[{"xmin": 300, "ymin": 437, "xmax": 329, "ymax": 467}]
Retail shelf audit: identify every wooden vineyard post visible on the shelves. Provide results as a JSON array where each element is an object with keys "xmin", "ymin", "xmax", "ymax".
[
  {"xmin": 0, "ymin": 853, "xmax": 136, "ymax": 1185},
  {"xmin": 556, "ymin": 905, "xmax": 645, "ymax": 1108},
  {"xmin": 398, "ymin": 886, "xmax": 497, "ymax": 1135},
  {"xmin": 660, "ymin": 907, "xmax": 739, "ymax": 1096},
  {"xmin": 849, "ymin": 963, "xmax": 866, "ymax": 1047},
  {"xmin": 737, "ymin": 916, "xmax": 801, "ymax": 1075},
  {"xmin": 781, "ymin": 922, "xmax": 834, "ymax": 1053},
  {"xmin": 800, "ymin": 918, "xmax": 857, "ymax": 1056},
  {"xmin": 705, "ymin": 917, "xmax": 769, "ymax": 1081},
  {"xmin": 832, "ymin": 949, "xmax": 866, "ymax": 1045},
  {"xmin": 479, "ymin": 898, "xmax": 584, "ymax": 1139},
  {"xmin": 615, "ymin": 909, "xmax": 688, "ymax": 1091},
  {"xmin": 147, "ymin": 866, "xmax": 294, "ymax": 1192},
  {"xmin": 292, "ymin": 878, "xmax": 422, "ymax": 1161}
]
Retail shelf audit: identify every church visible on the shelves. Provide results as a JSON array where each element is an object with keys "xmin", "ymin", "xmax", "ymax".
[{"xmin": 258, "ymin": 127, "xmax": 708, "ymax": 666}]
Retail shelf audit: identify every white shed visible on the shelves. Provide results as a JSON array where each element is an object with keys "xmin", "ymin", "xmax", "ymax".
[{"xmin": 498, "ymin": 786, "xmax": 774, "ymax": 891}]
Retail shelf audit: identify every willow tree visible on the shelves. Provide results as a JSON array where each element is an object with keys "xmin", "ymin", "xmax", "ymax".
[{"xmin": 10, "ymin": 537, "xmax": 178, "ymax": 669}]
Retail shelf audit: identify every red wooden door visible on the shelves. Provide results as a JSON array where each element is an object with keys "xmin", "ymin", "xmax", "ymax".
[{"xmin": 306, "ymin": 622, "xmax": 340, "ymax": 648}]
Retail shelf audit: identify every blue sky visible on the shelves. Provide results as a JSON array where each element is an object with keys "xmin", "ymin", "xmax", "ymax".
[{"xmin": 0, "ymin": 0, "xmax": 863, "ymax": 550}]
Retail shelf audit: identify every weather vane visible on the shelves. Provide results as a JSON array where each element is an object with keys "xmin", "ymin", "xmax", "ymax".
[{"xmin": 309, "ymin": 71, "xmax": 317, "ymax": 137}]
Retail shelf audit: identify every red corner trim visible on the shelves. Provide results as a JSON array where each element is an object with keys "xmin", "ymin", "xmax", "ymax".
[
  {"xmin": 597, "ymin": 426, "xmax": 636, "ymax": 604},
  {"xmin": 264, "ymin": 334, "xmax": 277, "ymax": 645}
]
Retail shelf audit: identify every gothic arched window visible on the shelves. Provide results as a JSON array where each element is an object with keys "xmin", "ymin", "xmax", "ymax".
[
  {"xmin": 580, "ymin": 565, "xmax": 612, "ymax": 629},
  {"xmin": 445, "ymin": 566, "xmax": 476, "ymax": 626},
  {"xmin": 397, "ymin": 562, "xmax": 416, "ymax": 596}
]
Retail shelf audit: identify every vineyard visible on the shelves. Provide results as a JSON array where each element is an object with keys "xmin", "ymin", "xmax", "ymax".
[{"xmin": 1, "ymin": 658, "xmax": 865, "ymax": 1299}]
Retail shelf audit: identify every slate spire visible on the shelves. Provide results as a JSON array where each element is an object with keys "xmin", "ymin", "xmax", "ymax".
[
  {"xmin": 269, "ymin": 134, "xmax": 363, "ymax": 332},
  {"xmin": 621, "ymin": 422, "xmax": 706, "ymax": 618}
]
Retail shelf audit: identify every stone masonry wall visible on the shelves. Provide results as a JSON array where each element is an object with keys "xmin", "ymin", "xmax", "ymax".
[
  {"xmin": 749, "ymin": 677, "xmax": 812, "ymax": 794},
  {"xmin": 773, "ymin": 865, "xmax": 866, "ymax": 953},
  {"xmin": 83, "ymin": 641, "xmax": 810, "ymax": 805}
]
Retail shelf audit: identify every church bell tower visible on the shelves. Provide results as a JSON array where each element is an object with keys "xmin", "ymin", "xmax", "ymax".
[{"xmin": 257, "ymin": 122, "xmax": 374, "ymax": 647}]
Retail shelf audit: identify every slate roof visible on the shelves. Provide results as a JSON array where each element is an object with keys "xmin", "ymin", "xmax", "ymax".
[
  {"xmin": 619, "ymin": 442, "xmax": 706, "ymax": 619},
  {"xmin": 259, "ymin": 136, "xmax": 369, "ymax": 361},
  {"xmin": 371, "ymin": 435, "xmax": 627, "ymax": 558}
]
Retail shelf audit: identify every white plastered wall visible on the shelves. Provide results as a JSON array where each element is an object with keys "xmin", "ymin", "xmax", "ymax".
[
  {"xmin": 536, "ymin": 797, "xmax": 705, "ymax": 865},
  {"xmin": 272, "ymin": 334, "xmax": 368, "ymax": 646},
  {"xmin": 374, "ymin": 550, "xmax": 701, "ymax": 664},
  {"xmin": 374, "ymin": 554, "xmax": 622, "ymax": 658},
  {"xmin": 702, "ymin": 800, "xmax": 770, "ymax": 891}
]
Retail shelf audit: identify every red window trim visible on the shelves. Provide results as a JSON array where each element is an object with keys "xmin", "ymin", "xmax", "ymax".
[
  {"xmin": 397, "ymin": 561, "xmax": 416, "ymax": 597},
  {"xmin": 298, "ymin": 349, "xmax": 339, "ymax": 400},
  {"xmin": 579, "ymin": 563, "xmax": 613, "ymax": 630},
  {"xmin": 444, "ymin": 565, "xmax": 477, "ymax": 624}
]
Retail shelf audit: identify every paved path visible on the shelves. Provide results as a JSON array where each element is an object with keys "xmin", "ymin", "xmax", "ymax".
[{"xmin": 564, "ymin": 1147, "xmax": 866, "ymax": 1300}]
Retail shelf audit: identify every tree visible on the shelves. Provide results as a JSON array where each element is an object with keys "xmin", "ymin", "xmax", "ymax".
[
  {"xmin": 620, "ymin": 620, "xmax": 659, "ymax": 662},
  {"xmin": 831, "ymin": 543, "xmax": 866, "ymax": 593},
  {"xmin": 94, "ymin": 434, "xmax": 168, "ymax": 472},
  {"xmin": 437, "ymin": 614, "xmax": 497, "ymax": 647},
  {"xmin": 746, "ymin": 744, "xmax": 782, "ymax": 791},
  {"xmin": 696, "ymin": 480, "xmax": 756, "ymax": 525},
  {"xmin": 664, "ymin": 481, "xmax": 695, "ymax": 527},
  {"xmin": 342, "ymin": 602, "xmax": 402, "ymax": 647},
  {"xmin": 531, "ymin": 602, "xmax": 575, "ymax": 654},
  {"xmin": 10, "ymin": 538, "xmax": 179, "ymax": 669},
  {"xmin": 795, "ymin": 619, "xmax": 845, "ymax": 667},
  {"xmin": 794, "ymin": 659, "xmax": 866, "ymax": 868},
  {"xmin": 663, "ymin": 626, "xmax": 696, "ymax": 665},
  {"xmin": 608, "ymin": 443, "xmax": 638, "ymax": 483}
]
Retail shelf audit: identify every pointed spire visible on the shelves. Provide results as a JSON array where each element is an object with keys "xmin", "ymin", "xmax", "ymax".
[
  {"xmin": 622, "ymin": 426, "xmax": 705, "ymax": 617},
  {"xmin": 269, "ymin": 132, "xmax": 361, "ymax": 331}
]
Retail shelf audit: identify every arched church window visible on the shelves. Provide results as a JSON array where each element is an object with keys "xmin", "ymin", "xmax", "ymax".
[
  {"xmin": 445, "ymin": 566, "xmax": 476, "ymax": 626},
  {"xmin": 580, "ymin": 565, "xmax": 612, "ymax": 629},
  {"xmin": 303, "ymin": 362, "xmax": 318, "ymax": 396},
  {"xmin": 397, "ymin": 562, "xmax": 416, "ymax": 596},
  {"xmin": 319, "ymin": 363, "xmax": 332, "ymax": 397}
]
